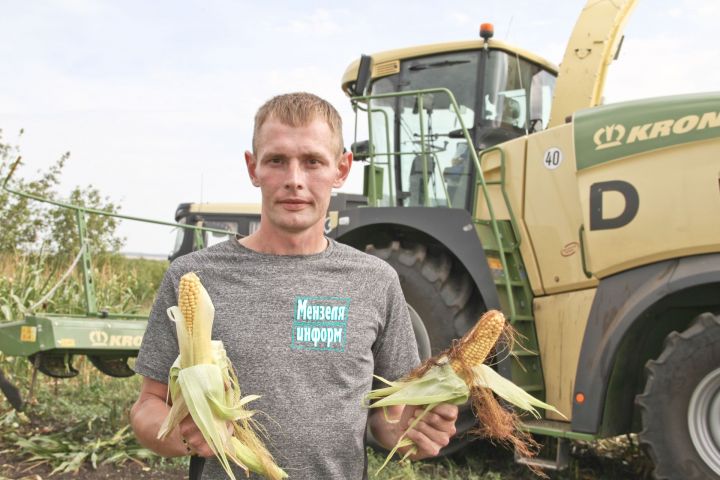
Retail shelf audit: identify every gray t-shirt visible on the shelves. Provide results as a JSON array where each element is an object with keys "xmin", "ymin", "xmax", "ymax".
[{"xmin": 135, "ymin": 237, "xmax": 419, "ymax": 479}]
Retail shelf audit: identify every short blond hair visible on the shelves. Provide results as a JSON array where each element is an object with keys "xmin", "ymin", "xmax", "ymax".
[{"xmin": 252, "ymin": 92, "xmax": 344, "ymax": 155}]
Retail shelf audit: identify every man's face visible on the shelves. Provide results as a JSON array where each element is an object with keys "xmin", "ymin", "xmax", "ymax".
[{"xmin": 245, "ymin": 118, "xmax": 351, "ymax": 236}]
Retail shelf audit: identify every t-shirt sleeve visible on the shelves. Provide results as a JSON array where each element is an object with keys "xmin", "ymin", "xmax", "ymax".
[
  {"xmin": 371, "ymin": 268, "xmax": 421, "ymax": 381},
  {"xmin": 134, "ymin": 266, "xmax": 181, "ymax": 383}
]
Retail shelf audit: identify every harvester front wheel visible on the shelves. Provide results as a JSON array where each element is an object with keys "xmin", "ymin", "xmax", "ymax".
[{"xmin": 637, "ymin": 312, "xmax": 720, "ymax": 480}]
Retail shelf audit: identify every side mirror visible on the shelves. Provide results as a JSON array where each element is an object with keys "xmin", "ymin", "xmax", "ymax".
[
  {"xmin": 362, "ymin": 164, "xmax": 384, "ymax": 200},
  {"xmin": 351, "ymin": 140, "xmax": 370, "ymax": 161},
  {"xmin": 352, "ymin": 55, "xmax": 373, "ymax": 97}
]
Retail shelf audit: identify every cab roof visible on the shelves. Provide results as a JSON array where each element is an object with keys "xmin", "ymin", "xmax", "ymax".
[{"xmin": 341, "ymin": 38, "xmax": 558, "ymax": 96}]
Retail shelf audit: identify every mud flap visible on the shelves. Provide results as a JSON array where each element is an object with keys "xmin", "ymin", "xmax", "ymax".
[
  {"xmin": 30, "ymin": 353, "xmax": 79, "ymax": 379},
  {"xmin": 88, "ymin": 356, "xmax": 135, "ymax": 377}
]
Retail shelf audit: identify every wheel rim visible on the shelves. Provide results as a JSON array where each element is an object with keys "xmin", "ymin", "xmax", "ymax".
[
  {"xmin": 688, "ymin": 366, "xmax": 720, "ymax": 475},
  {"xmin": 407, "ymin": 304, "xmax": 432, "ymax": 360}
]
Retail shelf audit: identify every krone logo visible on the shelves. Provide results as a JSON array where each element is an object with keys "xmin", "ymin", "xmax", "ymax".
[
  {"xmin": 593, "ymin": 124, "xmax": 626, "ymax": 150},
  {"xmin": 89, "ymin": 330, "xmax": 109, "ymax": 346},
  {"xmin": 324, "ymin": 211, "xmax": 339, "ymax": 234},
  {"xmin": 592, "ymin": 111, "xmax": 720, "ymax": 151}
]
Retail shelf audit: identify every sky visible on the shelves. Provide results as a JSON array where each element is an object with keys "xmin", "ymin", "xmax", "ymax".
[{"xmin": 1, "ymin": 0, "xmax": 717, "ymax": 255}]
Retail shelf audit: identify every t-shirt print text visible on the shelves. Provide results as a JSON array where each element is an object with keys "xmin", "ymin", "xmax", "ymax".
[{"xmin": 291, "ymin": 296, "xmax": 351, "ymax": 352}]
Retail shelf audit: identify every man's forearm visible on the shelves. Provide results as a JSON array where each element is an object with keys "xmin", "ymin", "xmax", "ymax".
[
  {"xmin": 130, "ymin": 394, "xmax": 186, "ymax": 457},
  {"xmin": 368, "ymin": 406, "xmax": 404, "ymax": 451}
]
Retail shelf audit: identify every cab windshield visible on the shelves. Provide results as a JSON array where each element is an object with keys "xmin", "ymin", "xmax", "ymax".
[{"xmin": 359, "ymin": 48, "xmax": 555, "ymax": 211}]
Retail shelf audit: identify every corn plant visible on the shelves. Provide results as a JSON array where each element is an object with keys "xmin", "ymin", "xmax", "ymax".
[{"xmin": 0, "ymin": 251, "xmax": 167, "ymax": 321}]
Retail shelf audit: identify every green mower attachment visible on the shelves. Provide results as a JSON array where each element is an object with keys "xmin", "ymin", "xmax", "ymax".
[{"xmin": 0, "ymin": 156, "xmax": 241, "ymax": 409}]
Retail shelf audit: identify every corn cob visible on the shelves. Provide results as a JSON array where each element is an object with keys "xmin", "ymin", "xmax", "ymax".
[
  {"xmin": 158, "ymin": 272, "xmax": 287, "ymax": 480},
  {"xmin": 174, "ymin": 272, "xmax": 215, "ymax": 367},
  {"xmin": 364, "ymin": 309, "xmax": 563, "ymax": 475},
  {"xmin": 449, "ymin": 310, "xmax": 505, "ymax": 374}
]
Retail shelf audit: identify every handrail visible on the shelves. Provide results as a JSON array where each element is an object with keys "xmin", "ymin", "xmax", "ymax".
[
  {"xmin": 477, "ymin": 146, "xmax": 522, "ymax": 248},
  {"xmin": 578, "ymin": 225, "xmax": 593, "ymax": 278},
  {"xmin": 352, "ymin": 103, "xmax": 394, "ymax": 205},
  {"xmin": 352, "ymin": 88, "xmax": 517, "ymax": 318}
]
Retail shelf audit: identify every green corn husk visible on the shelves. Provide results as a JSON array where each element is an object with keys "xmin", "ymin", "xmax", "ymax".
[
  {"xmin": 364, "ymin": 314, "xmax": 565, "ymax": 475},
  {"xmin": 157, "ymin": 275, "xmax": 287, "ymax": 480},
  {"xmin": 367, "ymin": 360, "xmax": 563, "ymax": 473},
  {"xmin": 470, "ymin": 364, "xmax": 560, "ymax": 415},
  {"xmin": 366, "ymin": 363, "xmax": 470, "ymax": 471}
]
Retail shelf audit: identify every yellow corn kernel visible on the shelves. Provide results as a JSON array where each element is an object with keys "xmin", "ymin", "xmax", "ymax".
[
  {"xmin": 177, "ymin": 272, "xmax": 214, "ymax": 366},
  {"xmin": 179, "ymin": 273, "xmax": 201, "ymax": 334},
  {"xmin": 450, "ymin": 310, "xmax": 505, "ymax": 373}
]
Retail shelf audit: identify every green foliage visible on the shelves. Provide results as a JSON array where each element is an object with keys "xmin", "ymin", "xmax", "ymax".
[
  {"xmin": 0, "ymin": 254, "xmax": 177, "ymax": 476},
  {"xmin": 367, "ymin": 448, "xmax": 505, "ymax": 479},
  {"xmin": 0, "ymin": 132, "xmax": 66, "ymax": 252},
  {"xmin": 0, "ymin": 252, "xmax": 168, "ymax": 321},
  {"xmin": 0, "ymin": 129, "xmax": 124, "ymax": 255},
  {"xmin": 12, "ymin": 422, "xmax": 153, "ymax": 474},
  {"xmin": 0, "ymin": 361, "xmax": 188, "ymax": 476},
  {"xmin": 47, "ymin": 186, "xmax": 124, "ymax": 255},
  {"xmin": 92, "ymin": 255, "xmax": 169, "ymax": 315}
]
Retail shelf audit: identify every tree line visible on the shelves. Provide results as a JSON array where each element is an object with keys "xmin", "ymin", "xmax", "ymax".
[{"xmin": 0, "ymin": 129, "xmax": 123, "ymax": 255}]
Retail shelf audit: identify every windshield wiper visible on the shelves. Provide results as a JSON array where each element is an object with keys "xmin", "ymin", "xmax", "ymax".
[{"xmin": 408, "ymin": 59, "xmax": 470, "ymax": 71}]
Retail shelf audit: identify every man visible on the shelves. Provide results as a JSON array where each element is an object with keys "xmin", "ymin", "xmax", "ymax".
[{"xmin": 130, "ymin": 92, "xmax": 458, "ymax": 479}]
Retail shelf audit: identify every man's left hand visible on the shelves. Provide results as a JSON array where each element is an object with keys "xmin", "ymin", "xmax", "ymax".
[{"xmin": 398, "ymin": 403, "xmax": 458, "ymax": 459}]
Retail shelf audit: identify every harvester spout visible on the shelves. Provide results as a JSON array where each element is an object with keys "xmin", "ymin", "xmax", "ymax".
[{"xmin": 547, "ymin": 0, "xmax": 638, "ymax": 128}]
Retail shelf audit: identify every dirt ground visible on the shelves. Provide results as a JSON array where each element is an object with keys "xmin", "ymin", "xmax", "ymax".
[
  {"xmin": 0, "ymin": 454, "xmax": 187, "ymax": 480},
  {"xmin": 0, "ymin": 454, "xmax": 186, "ymax": 480}
]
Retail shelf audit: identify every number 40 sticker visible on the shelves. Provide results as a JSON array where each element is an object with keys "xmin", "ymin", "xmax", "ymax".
[{"xmin": 543, "ymin": 147, "xmax": 563, "ymax": 170}]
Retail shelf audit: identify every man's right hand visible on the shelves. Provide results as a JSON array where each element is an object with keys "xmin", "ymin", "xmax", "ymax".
[
  {"xmin": 131, "ymin": 376, "xmax": 233, "ymax": 458},
  {"xmin": 130, "ymin": 376, "xmax": 196, "ymax": 457},
  {"xmin": 178, "ymin": 413, "xmax": 233, "ymax": 458}
]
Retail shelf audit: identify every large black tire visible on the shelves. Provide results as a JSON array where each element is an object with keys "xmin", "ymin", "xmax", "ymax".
[
  {"xmin": 366, "ymin": 241, "xmax": 483, "ymax": 356},
  {"xmin": 636, "ymin": 312, "xmax": 720, "ymax": 480},
  {"xmin": 365, "ymin": 240, "xmax": 485, "ymax": 455}
]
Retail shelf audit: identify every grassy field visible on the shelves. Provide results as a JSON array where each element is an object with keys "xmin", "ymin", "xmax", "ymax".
[
  {"xmin": 0, "ymin": 366, "xmax": 652, "ymax": 480},
  {"xmin": 0, "ymin": 253, "xmax": 654, "ymax": 479},
  {"xmin": 0, "ymin": 367, "xmax": 652, "ymax": 480}
]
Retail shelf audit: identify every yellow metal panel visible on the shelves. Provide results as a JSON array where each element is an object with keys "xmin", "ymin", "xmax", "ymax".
[
  {"xmin": 57, "ymin": 338, "xmax": 76, "ymax": 348},
  {"xmin": 525, "ymin": 125, "xmax": 598, "ymax": 293},
  {"xmin": 534, "ymin": 288, "xmax": 597, "ymax": 421},
  {"xmin": 473, "ymin": 138, "xmax": 543, "ymax": 295},
  {"xmin": 518, "ymin": 220, "xmax": 544, "ymax": 297},
  {"xmin": 548, "ymin": 0, "xmax": 638, "ymax": 128},
  {"xmin": 188, "ymin": 203, "xmax": 262, "ymax": 214},
  {"xmin": 474, "ymin": 139, "xmax": 526, "ymax": 223},
  {"xmin": 20, "ymin": 326, "xmax": 37, "ymax": 342},
  {"xmin": 578, "ymin": 137, "xmax": 720, "ymax": 278}
]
